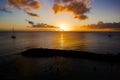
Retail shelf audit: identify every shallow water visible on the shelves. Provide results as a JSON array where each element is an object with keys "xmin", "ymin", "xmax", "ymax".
[{"xmin": 0, "ymin": 55, "xmax": 120, "ymax": 80}]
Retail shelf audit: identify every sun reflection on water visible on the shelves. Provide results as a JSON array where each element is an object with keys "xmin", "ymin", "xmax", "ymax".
[{"xmin": 60, "ymin": 33, "xmax": 64, "ymax": 49}]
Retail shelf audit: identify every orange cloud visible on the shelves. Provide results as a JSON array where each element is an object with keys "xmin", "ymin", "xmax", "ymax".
[
  {"xmin": 8, "ymin": 0, "xmax": 41, "ymax": 18},
  {"xmin": 53, "ymin": 0, "xmax": 92, "ymax": 20},
  {"xmin": 8, "ymin": 0, "xmax": 41, "ymax": 11}
]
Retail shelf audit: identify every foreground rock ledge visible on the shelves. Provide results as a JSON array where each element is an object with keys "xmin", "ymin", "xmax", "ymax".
[{"xmin": 21, "ymin": 48, "xmax": 120, "ymax": 63}]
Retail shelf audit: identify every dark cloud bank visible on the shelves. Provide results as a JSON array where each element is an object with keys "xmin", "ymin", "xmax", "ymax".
[
  {"xmin": 26, "ymin": 12, "xmax": 40, "ymax": 18},
  {"xmin": 84, "ymin": 21, "xmax": 120, "ymax": 29},
  {"xmin": 26, "ymin": 20, "xmax": 58, "ymax": 28}
]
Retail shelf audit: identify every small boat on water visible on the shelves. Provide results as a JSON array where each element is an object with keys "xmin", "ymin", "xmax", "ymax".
[
  {"xmin": 11, "ymin": 35, "xmax": 16, "ymax": 39},
  {"xmin": 108, "ymin": 34, "xmax": 112, "ymax": 37},
  {"xmin": 11, "ymin": 26, "xmax": 16, "ymax": 39}
]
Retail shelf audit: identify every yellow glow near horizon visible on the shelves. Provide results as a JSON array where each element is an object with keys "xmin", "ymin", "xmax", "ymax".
[{"xmin": 58, "ymin": 24, "xmax": 69, "ymax": 31}]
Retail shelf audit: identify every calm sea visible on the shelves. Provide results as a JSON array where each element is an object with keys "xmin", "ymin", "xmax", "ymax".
[
  {"xmin": 1, "ymin": 31, "xmax": 120, "ymax": 80},
  {"xmin": 0, "ymin": 31, "xmax": 120, "ymax": 55}
]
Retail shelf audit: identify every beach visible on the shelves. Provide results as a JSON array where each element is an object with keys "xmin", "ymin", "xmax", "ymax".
[{"xmin": 0, "ymin": 48, "xmax": 120, "ymax": 80}]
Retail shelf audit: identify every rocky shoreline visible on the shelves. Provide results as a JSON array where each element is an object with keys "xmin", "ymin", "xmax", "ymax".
[{"xmin": 21, "ymin": 48, "xmax": 120, "ymax": 63}]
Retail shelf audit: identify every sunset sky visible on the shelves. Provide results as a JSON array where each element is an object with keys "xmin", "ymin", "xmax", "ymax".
[{"xmin": 0, "ymin": 0, "xmax": 120, "ymax": 31}]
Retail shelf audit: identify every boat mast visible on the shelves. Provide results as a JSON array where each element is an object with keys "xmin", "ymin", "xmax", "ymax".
[
  {"xmin": 12, "ymin": 25, "xmax": 14, "ymax": 36},
  {"xmin": 11, "ymin": 25, "xmax": 16, "ymax": 39}
]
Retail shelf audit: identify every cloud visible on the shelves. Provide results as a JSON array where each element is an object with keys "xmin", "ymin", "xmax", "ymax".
[
  {"xmin": 0, "ymin": 8, "xmax": 12, "ymax": 13},
  {"xmin": 26, "ymin": 20, "xmax": 58, "ymax": 28},
  {"xmin": 26, "ymin": 12, "xmax": 40, "ymax": 18},
  {"xmin": 84, "ymin": 21, "xmax": 120, "ymax": 29},
  {"xmin": 53, "ymin": 0, "xmax": 92, "ymax": 20},
  {"xmin": 7, "ymin": 0, "xmax": 41, "ymax": 18},
  {"xmin": 8, "ymin": 0, "xmax": 41, "ymax": 11},
  {"xmin": 26, "ymin": 19, "xmax": 34, "ymax": 25}
]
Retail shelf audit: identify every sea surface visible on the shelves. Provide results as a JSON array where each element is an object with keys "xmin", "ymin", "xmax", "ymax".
[
  {"xmin": 0, "ymin": 31, "xmax": 120, "ymax": 55},
  {"xmin": 0, "ymin": 31, "xmax": 120, "ymax": 80}
]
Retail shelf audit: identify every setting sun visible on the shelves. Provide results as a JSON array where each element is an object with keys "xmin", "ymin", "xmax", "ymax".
[{"xmin": 59, "ymin": 24, "xmax": 69, "ymax": 31}]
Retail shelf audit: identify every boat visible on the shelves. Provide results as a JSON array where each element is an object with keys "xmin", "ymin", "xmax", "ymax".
[
  {"xmin": 11, "ymin": 35, "xmax": 16, "ymax": 39},
  {"xmin": 11, "ymin": 26, "xmax": 16, "ymax": 39},
  {"xmin": 108, "ymin": 34, "xmax": 112, "ymax": 37}
]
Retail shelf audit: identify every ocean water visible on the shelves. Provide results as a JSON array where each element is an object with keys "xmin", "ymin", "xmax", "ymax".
[
  {"xmin": 0, "ymin": 31, "xmax": 120, "ymax": 80},
  {"xmin": 0, "ymin": 31, "xmax": 120, "ymax": 55}
]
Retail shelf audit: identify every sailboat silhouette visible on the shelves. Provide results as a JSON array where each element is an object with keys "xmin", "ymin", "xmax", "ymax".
[{"xmin": 11, "ymin": 26, "xmax": 16, "ymax": 39}]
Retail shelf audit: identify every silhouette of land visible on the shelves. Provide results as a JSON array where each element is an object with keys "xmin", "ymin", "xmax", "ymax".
[
  {"xmin": 22, "ymin": 48, "xmax": 120, "ymax": 63},
  {"xmin": 1, "ymin": 48, "xmax": 120, "ymax": 80}
]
